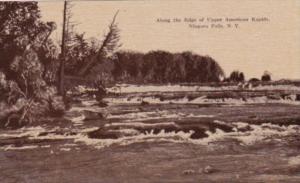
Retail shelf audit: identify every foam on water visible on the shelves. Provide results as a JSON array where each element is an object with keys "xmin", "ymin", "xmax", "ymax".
[
  {"xmin": 0, "ymin": 126, "xmax": 46, "ymax": 139},
  {"xmin": 72, "ymin": 121, "xmax": 300, "ymax": 149},
  {"xmin": 71, "ymin": 114, "xmax": 85, "ymax": 125},
  {"xmin": 60, "ymin": 147, "xmax": 71, "ymax": 151},
  {"xmin": 107, "ymin": 84, "xmax": 300, "ymax": 94},
  {"xmin": 70, "ymin": 105, "xmax": 102, "ymax": 112},
  {"xmin": 2, "ymin": 145, "xmax": 40, "ymax": 151},
  {"xmin": 107, "ymin": 84, "xmax": 239, "ymax": 93},
  {"xmin": 69, "ymin": 99, "xmax": 107, "ymax": 113},
  {"xmin": 253, "ymin": 85, "xmax": 300, "ymax": 91},
  {"xmin": 288, "ymin": 156, "xmax": 300, "ymax": 165},
  {"xmin": 195, "ymin": 122, "xmax": 300, "ymax": 145},
  {"xmin": 105, "ymin": 122, "xmax": 177, "ymax": 127},
  {"xmin": 0, "ymin": 126, "xmax": 99, "ymax": 151},
  {"xmin": 2, "ymin": 82, "xmax": 299, "ymax": 151},
  {"xmin": 105, "ymin": 95, "xmax": 300, "ymax": 105},
  {"xmin": 1, "ymin": 143, "xmax": 52, "ymax": 151},
  {"xmin": 74, "ymin": 129, "xmax": 194, "ymax": 149},
  {"xmin": 107, "ymin": 111, "xmax": 160, "ymax": 119},
  {"xmin": 1, "ymin": 95, "xmax": 299, "ymax": 151},
  {"xmin": 82, "ymin": 100, "xmax": 98, "ymax": 106},
  {"xmin": 187, "ymin": 114, "xmax": 215, "ymax": 118},
  {"xmin": 106, "ymin": 110, "xmax": 214, "ymax": 123},
  {"xmin": 1, "ymin": 121, "xmax": 299, "ymax": 150}
]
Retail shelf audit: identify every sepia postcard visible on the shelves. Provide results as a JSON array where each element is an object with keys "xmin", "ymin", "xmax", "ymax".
[{"xmin": 0, "ymin": 0, "xmax": 300, "ymax": 182}]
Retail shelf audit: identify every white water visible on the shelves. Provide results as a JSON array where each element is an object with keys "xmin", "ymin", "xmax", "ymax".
[
  {"xmin": 107, "ymin": 84, "xmax": 238, "ymax": 93},
  {"xmin": 106, "ymin": 84, "xmax": 300, "ymax": 94},
  {"xmin": 1, "ymin": 119, "xmax": 299, "ymax": 151},
  {"xmin": 106, "ymin": 110, "xmax": 214, "ymax": 122},
  {"xmin": 105, "ymin": 95, "xmax": 300, "ymax": 105},
  {"xmin": 69, "ymin": 121, "xmax": 300, "ymax": 149},
  {"xmin": 1, "ymin": 83, "xmax": 299, "ymax": 151}
]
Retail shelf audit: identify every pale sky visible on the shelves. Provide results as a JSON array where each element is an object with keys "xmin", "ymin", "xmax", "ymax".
[{"xmin": 39, "ymin": 0, "xmax": 300, "ymax": 79}]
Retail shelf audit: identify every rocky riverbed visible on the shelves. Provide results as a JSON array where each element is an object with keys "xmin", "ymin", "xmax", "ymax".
[{"xmin": 1, "ymin": 84, "xmax": 300, "ymax": 182}]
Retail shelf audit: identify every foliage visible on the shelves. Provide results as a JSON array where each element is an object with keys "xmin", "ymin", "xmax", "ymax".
[
  {"xmin": 63, "ymin": 10, "xmax": 121, "ymax": 78},
  {"xmin": 227, "ymin": 70, "xmax": 245, "ymax": 82},
  {"xmin": 64, "ymin": 33, "xmax": 91, "ymax": 74},
  {"xmin": 77, "ymin": 11, "xmax": 121, "ymax": 76},
  {"xmin": 261, "ymin": 71, "xmax": 271, "ymax": 82},
  {"xmin": 109, "ymin": 50, "xmax": 224, "ymax": 83},
  {"xmin": 0, "ymin": 2, "xmax": 62, "ymax": 128},
  {"xmin": 248, "ymin": 78, "xmax": 260, "ymax": 83},
  {"xmin": 0, "ymin": 2, "xmax": 57, "ymax": 70}
]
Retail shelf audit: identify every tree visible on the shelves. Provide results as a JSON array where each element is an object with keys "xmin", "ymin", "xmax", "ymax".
[
  {"xmin": 58, "ymin": 0, "xmax": 68, "ymax": 95},
  {"xmin": 0, "ymin": 2, "xmax": 57, "ymax": 95},
  {"xmin": 229, "ymin": 70, "xmax": 245, "ymax": 82},
  {"xmin": 239, "ymin": 72, "xmax": 245, "ymax": 82},
  {"xmin": 78, "ymin": 11, "xmax": 121, "ymax": 76},
  {"xmin": 0, "ymin": 2, "xmax": 64, "ymax": 127},
  {"xmin": 0, "ymin": 2, "xmax": 56, "ymax": 73},
  {"xmin": 64, "ymin": 33, "xmax": 90, "ymax": 75},
  {"xmin": 261, "ymin": 71, "xmax": 271, "ymax": 82}
]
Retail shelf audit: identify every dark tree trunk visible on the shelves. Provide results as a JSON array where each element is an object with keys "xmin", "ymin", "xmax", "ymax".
[{"xmin": 58, "ymin": 1, "xmax": 67, "ymax": 96}]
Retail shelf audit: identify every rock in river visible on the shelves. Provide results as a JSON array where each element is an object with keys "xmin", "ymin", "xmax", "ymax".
[
  {"xmin": 83, "ymin": 110, "xmax": 104, "ymax": 121},
  {"xmin": 199, "ymin": 165, "xmax": 216, "ymax": 174}
]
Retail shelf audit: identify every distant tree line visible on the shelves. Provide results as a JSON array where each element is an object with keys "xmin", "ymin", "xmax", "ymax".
[{"xmin": 106, "ymin": 50, "xmax": 225, "ymax": 83}]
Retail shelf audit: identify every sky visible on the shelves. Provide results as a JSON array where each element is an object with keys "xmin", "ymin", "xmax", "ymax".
[{"xmin": 39, "ymin": 0, "xmax": 300, "ymax": 79}]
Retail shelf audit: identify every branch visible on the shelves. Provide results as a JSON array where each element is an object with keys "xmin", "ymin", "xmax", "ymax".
[{"xmin": 78, "ymin": 10, "xmax": 121, "ymax": 76}]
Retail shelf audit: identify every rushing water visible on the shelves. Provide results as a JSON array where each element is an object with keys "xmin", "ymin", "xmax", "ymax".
[{"xmin": 1, "ymin": 84, "xmax": 300, "ymax": 182}]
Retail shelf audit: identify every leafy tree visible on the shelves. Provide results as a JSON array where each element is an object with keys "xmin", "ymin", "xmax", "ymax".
[
  {"xmin": 239, "ymin": 72, "xmax": 245, "ymax": 82},
  {"xmin": 0, "ymin": 2, "xmax": 57, "ymax": 81},
  {"xmin": 229, "ymin": 70, "xmax": 245, "ymax": 82},
  {"xmin": 0, "ymin": 2, "xmax": 63, "ymax": 127}
]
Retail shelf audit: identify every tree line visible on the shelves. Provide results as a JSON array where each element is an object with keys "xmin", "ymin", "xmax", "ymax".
[{"xmin": 109, "ymin": 50, "xmax": 225, "ymax": 83}]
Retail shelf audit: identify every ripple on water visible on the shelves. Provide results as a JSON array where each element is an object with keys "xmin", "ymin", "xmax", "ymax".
[{"xmin": 1, "ymin": 119, "xmax": 300, "ymax": 151}]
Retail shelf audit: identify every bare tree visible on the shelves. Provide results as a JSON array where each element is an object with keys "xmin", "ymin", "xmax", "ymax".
[
  {"xmin": 58, "ymin": 1, "xmax": 67, "ymax": 95},
  {"xmin": 58, "ymin": 1, "xmax": 77, "ymax": 95}
]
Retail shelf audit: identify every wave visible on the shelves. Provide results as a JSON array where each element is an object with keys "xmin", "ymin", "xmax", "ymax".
[
  {"xmin": 106, "ymin": 110, "xmax": 214, "ymax": 122},
  {"xmin": 75, "ymin": 121, "xmax": 300, "ymax": 149},
  {"xmin": 107, "ymin": 84, "xmax": 300, "ymax": 94},
  {"xmin": 1, "ymin": 119, "xmax": 299, "ymax": 151},
  {"xmin": 105, "ymin": 95, "xmax": 300, "ymax": 105}
]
